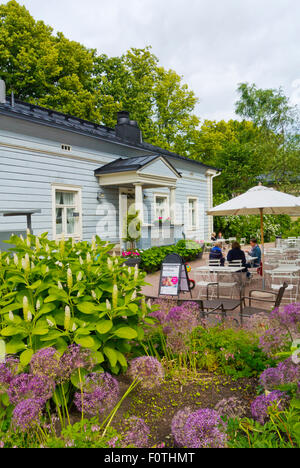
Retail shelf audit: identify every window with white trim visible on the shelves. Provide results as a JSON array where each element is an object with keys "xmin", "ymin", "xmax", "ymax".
[
  {"xmin": 188, "ymin": 197, "xmax": 198, "ymax": 231},
  {"xmin": 154, "ymin": 194, "xmax": 170, "ymax": 221},
  {"xmin": 52, "ymin": 185, "xmax": 82, "ymax": 240}
]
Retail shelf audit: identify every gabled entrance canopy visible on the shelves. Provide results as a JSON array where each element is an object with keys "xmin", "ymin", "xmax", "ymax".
[{"xmin": 94, "ymin": 155, "xmax": 181, "ymax": 188}]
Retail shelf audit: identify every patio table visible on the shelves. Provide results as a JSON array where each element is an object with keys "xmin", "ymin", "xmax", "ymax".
[{"xmin": 271, "ymin": 265, "xmax": 300, "ymax": 274}]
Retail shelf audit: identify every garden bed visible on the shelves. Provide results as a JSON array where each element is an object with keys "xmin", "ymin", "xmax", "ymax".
[{"xmin": 114, "ymin": 372, "xmax": 257, "ymax": 447}]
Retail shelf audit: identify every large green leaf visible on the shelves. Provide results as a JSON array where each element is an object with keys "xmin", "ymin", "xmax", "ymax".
[
  {"xmin": 77, "ymin": 302, "xmax": 102, "ymax": 315},
  {"xmin": 74, "ymin": 336, "xmax": 95, "ymax": 348},
  {"xmin": 113, "ymin": 327, "xmax": 138, "ymax": 340},
  {"xmin": 96, "ymin": 320, "xmax": 113, "ymax": 335},
  {"xmin": 1, "ymin": 326, "xmax": 24, "ymax": 337},
  {"xmin": 20, "ymin": 349, "xmax": 34, "ymax": 366},
  {"xmin": 116, "ymin": 350, "xmax": 127, "ymax": 368},
  {"xmin": 40, "ymin": 330, "xmax": 64, "ymax": 341},
  {"xmin": 103, "ymin": 347, "xmax": 118, "ymax": 368}
]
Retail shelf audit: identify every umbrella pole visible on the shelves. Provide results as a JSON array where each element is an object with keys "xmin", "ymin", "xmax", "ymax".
[{"xmin": 260, "ymin": 208, "xmax": 265, "ymax": 289}]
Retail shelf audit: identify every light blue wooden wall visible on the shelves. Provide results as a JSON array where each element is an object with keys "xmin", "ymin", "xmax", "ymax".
[{"xmin": 0, "ymin": 114, "xmax": 210, "ymax": 245}]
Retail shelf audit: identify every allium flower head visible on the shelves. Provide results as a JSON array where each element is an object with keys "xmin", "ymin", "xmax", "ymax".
[
  {"xmin": 30, "ymin": 348, "xmax": 61, "ymax": 380},
  {"xmin": 260, "ymin": 358, "xmax": 300, "ymax": 391},
  {"xmin": 122, "ymin": 417, "xmax": 150, "ymax": 448},
  {"xmin": 74, "ymin": 372, "xmax": 119, "ymax": 417},
  {"xmin": 128, "ymin": 357, "xmax": 164, "ymax": 388},
  {"xmin": 251, "ymin": 391, "xmax": 289, "ymax": 425},
  {"xmin": 12, "ymin": 398, "xmax": 44, "ymax": 432},
  {"xmin": 59, "ymin": 345, "xmax": 96, "ymax": 382},
  {"xmin": 8, "ymin": 373, "xmax": 55, "ymax": 405},
  {"xmin": 171, "ymin": 408, "xmax": 192, "ymax": 447},
  {"xmin": 0, "ymin": 357, "xmax": 19, "ymax": 394},
  {"xmin": 172, "ymin": 408, "xmax": 227, "ymax": 448}
]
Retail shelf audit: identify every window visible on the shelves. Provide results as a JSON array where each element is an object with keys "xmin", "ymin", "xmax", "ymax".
[
  {"xmin": 61, "ymin": 144, "xmax": 72, "ymax": 152},
  {"xmin": 154, "ymin": 194, "xmax": 169, "ymax": 221},
  {"xmin": 52, "ymin": 185, "xmax": 82, "ymax": 240},
  {"xmin": 188, "ymin": 197, "xmax": 198, "ymax": 231}
]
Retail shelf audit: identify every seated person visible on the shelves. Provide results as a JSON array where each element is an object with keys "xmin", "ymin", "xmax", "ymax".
[
  {"xmin": 209, "ymin": 242, "xmax": 225, "ymax": 266},
  {"xmin": 246, "ymin": 238, "xmax": 262, "ymax": 268},
  {"xmin": 211, "ymin": 232, "xmax": 217, "ymax": 242},
  {"xmin": 227, "ymin": 241, "xmax": 247, "ymax": 272},
  {"xmin": 217, "ymin": 231, "xmax": 223, "ymax": 239}
]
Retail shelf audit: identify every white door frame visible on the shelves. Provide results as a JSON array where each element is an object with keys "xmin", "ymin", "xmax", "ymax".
[{"xmin": 119, "ymin": 188, "xmax": 135, "ymax": 247}]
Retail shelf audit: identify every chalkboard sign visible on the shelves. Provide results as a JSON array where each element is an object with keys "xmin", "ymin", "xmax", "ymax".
[{"xmin": 159, "ymin": 253, "xmax": 192, "ymax": 297}]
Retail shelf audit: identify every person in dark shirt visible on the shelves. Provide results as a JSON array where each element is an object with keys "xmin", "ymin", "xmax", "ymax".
[
  {"xmin": 211, "ymin": 232, "xmax": 217, "ymax": 242},
  {"xmin": 209, "ymin": 242, "xmax": 225, "ymax": 266},
  {"xmin": 227, "ymin": 241, "xmax": 247, "ymax": 272}
]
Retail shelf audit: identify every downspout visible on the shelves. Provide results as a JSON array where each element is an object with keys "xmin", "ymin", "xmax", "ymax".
[{"xmin": 207, "ymin": 171, "xmax": 222, "ymax": 233}]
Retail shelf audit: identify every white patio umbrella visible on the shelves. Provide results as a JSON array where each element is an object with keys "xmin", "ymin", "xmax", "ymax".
[{"xmin": 207, "ymin": 184, "xmax": 300, "ymax": 283}]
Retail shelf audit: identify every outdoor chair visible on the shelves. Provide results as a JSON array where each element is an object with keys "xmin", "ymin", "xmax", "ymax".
[
  {"xmin": 195, "ymin": 270, "xmax": 218, "ymax": 300},
  {"xmin": 240, "ymin": 282, "xmax": 288, "ymax": 322},
  {"xmin": 269, "ymin": 272, "xmax": 299, "ymax": 303}
]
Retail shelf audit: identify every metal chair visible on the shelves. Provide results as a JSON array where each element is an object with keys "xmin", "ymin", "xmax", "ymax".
[{"xmin": 240, "ymin": 283, "xmax": 288, "ymax": 322}]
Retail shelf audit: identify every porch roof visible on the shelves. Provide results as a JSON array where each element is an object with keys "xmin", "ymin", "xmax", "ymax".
[{"xmin": 94, "ymin": 155, "xmax": 181, "ymax": 188}]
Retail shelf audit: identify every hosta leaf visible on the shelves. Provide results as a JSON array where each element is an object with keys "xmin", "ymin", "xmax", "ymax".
[
  {"xmin": 71, "ymin": 369, "xmax": 89, "ymax": 389},
  {"xmin": 40, "ymin": 330, "xmax": 64, "ymax": 341},
  {"xmin": 103, "ymin": 347, "xmax": 118, "ymax": 368},
  {"xmin": 0, "ymin": 303, "xmax": 22, "ymax": 315},
  {"xmin": 113, "ymin": 327, "xmax": 138, "ymax": 340},
  {"xmin": 77, "ymin": 302, "xmax": 102, "ymax": 315},
  {"xmin": 116, "ymin": 350, "xmax": 127, "ymax": 368},
  {"xmin": 5, "ymin": 339, "xmax": 26, "ymax": 354},
  {"xmin": 32, "ymin": 328, "xmax": 49, "ymax": 336},
  {"xmin": 96, "ymin": 320, "xmax": 113, "ymax": 335},
  {"xmin": 20, "ymin": 349, "xmax": 34, "ymax": 366},
  {"xmin": 1, "ymin": 326, "xmax": 23, "ymax": 337},
  {"xmin": 74, "ymin": 336, "xmax": 95, "ymax": 348}
]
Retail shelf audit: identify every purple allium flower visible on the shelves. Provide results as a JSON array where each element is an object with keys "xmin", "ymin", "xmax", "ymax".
[
  {"xmin": 12, "ymin": 398, "xmax": 44, "ymax": 432},
  {"xmin": 171, "ymin": 408, "xmax": 192, "ymax": 447},
  {"xmin": 259, "ymin": 367, "xmax": 282, "ymax": 391},
  {"xmin": 270, "ymin": 303, "xmax": 300, "ymax": 329},
  {"xmin": 0, "ymin": 356, "xmax": 20, "ymax": 394},
  {"xmin": 251, "ymin": 391, "xmax": 289, "ymax": 425},
  {"xmin": 121, "ymin": 417, "xmax": 150, "ymax": 448},
  {"xmin": 59, "ymin": 344, "xmax": 96, "ymax": 382},
  {"xmin": 260, "ymin": 358, "xmax": 300, "ymax": 391},
  {"xmin": 149, "ymin": 299, "xmax": 178, "ymax": 325},
  {"xmin": 8, "ymin": 373, "xmax": 55, "ymax": 405},
  {"xmin": 172, "ymin": 408, "xmax": 227, "ymax": 448},
  {"xmin": 214, "ymin": 397, "xmax": 247, "ymax": 419},
  {"xmin": 259, "ymin": 327, "xmax": 290, "ymax": 356},
  {"xmin": 30, "ymin": 348, "xmax": 61, "ymax": 380},
  {"xmin": 128, "ymin": 357, "xmax": 164, "ymax": 388},
  {"xmin": 74, "ymin": 372, "xmax": 119, "ymax": 417}
]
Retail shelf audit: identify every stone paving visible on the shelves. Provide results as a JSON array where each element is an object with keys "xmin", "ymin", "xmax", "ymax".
[{"xmin": 142, "ymin": 244, "xmax": 277, "ymax": 323}]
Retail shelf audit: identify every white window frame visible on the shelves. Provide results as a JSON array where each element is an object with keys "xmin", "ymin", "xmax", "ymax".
[
  {"xmin": 52, "ymin": 184, "xmax": 82, "ymax": 240},
  {"xmin": 154, "ymin": 193, "xmax": 170, "ymax": 221},
  {"xmin": 187, "ymin": 197, "xmax": 199, "ymax": 231}
]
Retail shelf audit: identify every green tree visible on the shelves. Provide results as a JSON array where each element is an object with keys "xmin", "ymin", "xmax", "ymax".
[
  {"xmin": 235, "ymin": 83, "xmax": 300, "ymax": 191},
  {"xmin": 0, "ymin": 0, "xmax": 101, "ymax": 121}
]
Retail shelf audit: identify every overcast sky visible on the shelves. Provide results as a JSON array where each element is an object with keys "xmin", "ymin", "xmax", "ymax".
[{"xmin": 2, "ymin": 0, "xmax": 300, "ymax": 121}]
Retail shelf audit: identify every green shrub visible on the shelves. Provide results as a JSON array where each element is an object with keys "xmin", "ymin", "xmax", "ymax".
[
  {"xmin": 191, "ymin": 326, "xmax": 273, "ymax": 379},
  {"xmin": 140, "ymin": 241, "xmax": 203, "ymax": 273},
  {"xmin": 226, "ymin": 400, "xmax": 300, "ymax": 448},
  {"xmin": 0, "ymin": 233, "xmax": 151, "ymax": 373}
]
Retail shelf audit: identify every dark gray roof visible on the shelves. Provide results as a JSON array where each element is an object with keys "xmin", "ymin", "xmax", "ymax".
[
  {"xmin": 94, "ymin": 155, "xmax": 181, "ymax": 177},
  {"xmin": 0, "ymin": 97, "xmax": 220, "ymax": 172}
]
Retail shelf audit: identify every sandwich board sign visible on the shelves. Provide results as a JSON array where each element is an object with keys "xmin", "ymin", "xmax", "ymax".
[{"xmin": 159, "ymin": 253, "xmax": 192, "ymax": 297}]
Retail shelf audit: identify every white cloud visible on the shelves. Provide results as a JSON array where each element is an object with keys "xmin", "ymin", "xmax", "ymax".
[{"xmin": 1, "ymin": 0, "xmax": 299, "ymax": 121}]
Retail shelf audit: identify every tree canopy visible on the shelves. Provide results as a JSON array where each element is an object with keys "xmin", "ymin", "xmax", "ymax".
[{"xmin": 0, "ymin": 0, "xmax": 299, "ymax": 201}]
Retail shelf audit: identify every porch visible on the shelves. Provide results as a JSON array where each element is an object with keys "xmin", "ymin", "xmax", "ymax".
[{"xmin": 94, "ymin": 155, "xmax": 183, "ymax": 250}]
